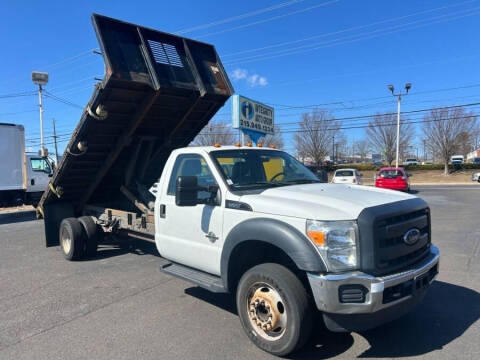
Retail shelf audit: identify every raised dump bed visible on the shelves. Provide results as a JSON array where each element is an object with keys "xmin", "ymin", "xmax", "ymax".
[{"xmin": 38, "ymin": 14, "xmax": 233, "ymax": 246}]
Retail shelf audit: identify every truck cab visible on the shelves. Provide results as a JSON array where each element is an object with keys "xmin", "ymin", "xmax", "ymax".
[{"xmin": 153, "ymin": 146, "xmax": 439, "ymax": 354}]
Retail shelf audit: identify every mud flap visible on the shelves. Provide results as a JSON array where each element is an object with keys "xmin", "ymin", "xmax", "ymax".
[{"xmin": 43, "ymin": 202, "xmax": 74, "ymax": 247}]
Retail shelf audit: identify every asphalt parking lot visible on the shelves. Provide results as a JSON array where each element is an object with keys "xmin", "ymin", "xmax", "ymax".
[{"xmin": 0, "ymin": 185, "xmax": 479, "ymax": 360}]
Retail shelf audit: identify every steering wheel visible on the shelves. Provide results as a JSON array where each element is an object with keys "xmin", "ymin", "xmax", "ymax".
[{"xmin": 269, "ymin": 172, "xmax": 286, "ymax": 182}]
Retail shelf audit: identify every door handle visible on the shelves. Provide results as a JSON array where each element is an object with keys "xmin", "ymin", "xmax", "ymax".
[
  {"xmin": 205, "ymin": 232, "xmax": 218, "ymax": 242},
  {"xmin": 160, "ymin": 204, "xmax": 166, "ymax": 218}
]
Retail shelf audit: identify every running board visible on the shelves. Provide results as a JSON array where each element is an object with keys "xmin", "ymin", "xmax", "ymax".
[{"xmin": 160, "ymin": 261, "xmax": 227, "ymax": 293}]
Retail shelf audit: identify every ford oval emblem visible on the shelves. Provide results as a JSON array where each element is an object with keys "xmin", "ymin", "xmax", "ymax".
[{"xmin": 403, "ymin": 228, "xmax": 421, "ymax": 245}]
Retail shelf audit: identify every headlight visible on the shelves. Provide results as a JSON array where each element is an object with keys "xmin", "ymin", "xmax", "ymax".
[{"xmin": 306, "ymin": 220, "xmax": 359, "ymax": 272}]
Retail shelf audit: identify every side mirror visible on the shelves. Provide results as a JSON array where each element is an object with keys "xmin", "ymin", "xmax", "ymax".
[{"xmin": 175, "ymin": 176, "xmax": 200, "ymax": 206}]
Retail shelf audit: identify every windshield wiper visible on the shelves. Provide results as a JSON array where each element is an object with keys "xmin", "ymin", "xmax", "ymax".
[
  {"xmin": 232, "ymin": 181, "xmax": 285, "ymax": 188},
  {"xmin": 279, "ymin": 179, "xmax": 320, "ymax": 184}
]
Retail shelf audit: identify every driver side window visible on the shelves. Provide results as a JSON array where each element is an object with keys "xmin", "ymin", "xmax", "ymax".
[
  {"xmin": 167, "ymin": 154, "xmax": 217, "ymax": 201},
  {"xmin": 30, "ymin": 158, "xmax": 51, "ymax": 173}
]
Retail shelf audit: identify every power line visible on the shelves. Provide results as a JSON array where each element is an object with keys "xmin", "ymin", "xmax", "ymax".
[
  {"xmin": 197, "ymin": 0, "xmax": 339, "ymax": 38},
  {"xmin": 221, "ymin": 0, "xmax": 477, "ymax": 58},
  {"xmin": 0, "ymin": 91, "xmax": 36, "ymax": 99},
  {"xmin": 176, "ymin": 0, "xmax": 307, "ymax": 34},
  {"xmin": 225, "ymin": 7, "xmax": 480, "ymax": 65},
  {"xmin": 44, "ymin": 91, "xmax": 84, "ymax": 109}
]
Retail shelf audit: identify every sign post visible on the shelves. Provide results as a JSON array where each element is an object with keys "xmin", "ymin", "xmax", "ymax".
[{"xmin": 232, "ymin": 95, "xmax": 274, "ymax": 146}]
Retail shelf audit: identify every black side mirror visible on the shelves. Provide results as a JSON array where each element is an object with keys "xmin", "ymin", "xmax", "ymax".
[{"xmin": 176, "ymin": 176, "xmax": 200, "ymax": 206}]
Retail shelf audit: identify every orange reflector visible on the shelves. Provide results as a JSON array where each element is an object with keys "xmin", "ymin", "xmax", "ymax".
[
  {"xmin": 307, "ymin": 231, "xmax": 325, "ymax": 246},
  {"xmin": 214, "ymin": 143, "xmax": 221, "ymax": 147},
  {"xmin": 246, "ymin": 142, "xmax": 252, "ymax": 147},
  {"xmin": 235, "ymin": 142, "xmax": 241, "ymax": 147},
  {"xmin": 270, "ymin": 145, "xmax": 276, "ymax": 149}
]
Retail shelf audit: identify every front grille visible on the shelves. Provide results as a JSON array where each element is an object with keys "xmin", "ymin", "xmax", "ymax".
[{"xmin": 374, "ymin": 207, "xmax": 431, "ymax": 275}]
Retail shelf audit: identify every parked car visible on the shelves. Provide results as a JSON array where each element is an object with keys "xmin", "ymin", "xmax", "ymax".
[
  {"xmin": 421, "ymin": 161, "xmax": 434, "ymax": 165},
  {"xmin": 472, "ymin": 172, "xmax": 480, "ymax": 182},
  {"xmin": 332, "ymin": 168, "xmax": 362, "ymax": 184},
  {"xmin": 375, "ymin": 167, "xmax": 410, "ymax": 192},
  {"xmin": 470, "ymin": 157, "xmax": 480, "ymax": 164},
  {"xmin": 403, "ymin": 158, "xmax": 419, "ymax": 166},
  {"xmin": 373, "ymin": 161, "xmax": 383, "ymax": 167}
]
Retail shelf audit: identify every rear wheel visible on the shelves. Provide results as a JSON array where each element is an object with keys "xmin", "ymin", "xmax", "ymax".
[
  {"xmin": 59, "ymin": 218, "xmax": 86, "ymax": 260},
  {"xmin": 78, "ymin": 216, "xmax": 98, "ymax": 257},
  {"xmin": 236, "ymin": 263, "xmax": 313, "ymax": 356}
]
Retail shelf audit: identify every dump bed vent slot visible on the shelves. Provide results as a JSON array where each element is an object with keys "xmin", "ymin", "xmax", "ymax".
[{"xmin": 147, "ymin": 40, "xmax": 183, "ymax": 67}]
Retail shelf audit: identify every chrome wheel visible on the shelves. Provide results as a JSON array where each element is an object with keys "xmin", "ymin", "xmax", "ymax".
[
  {"xmin": 61, "ymin": 227, "xmax": 72, "ymax": 254},
  {"xmin": 246, "ymin": 282, "xmax": 287, "ymax": 341}
]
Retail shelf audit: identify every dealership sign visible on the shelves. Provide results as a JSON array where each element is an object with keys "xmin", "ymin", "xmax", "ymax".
[{"xmin": 232, "ymin": 95, "xmax": 274, "ymax": 135}]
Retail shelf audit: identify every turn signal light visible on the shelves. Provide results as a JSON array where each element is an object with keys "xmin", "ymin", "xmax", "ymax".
[{"xmin": 307, "ymin": 230, "xmax": 325, "ymax": 246}]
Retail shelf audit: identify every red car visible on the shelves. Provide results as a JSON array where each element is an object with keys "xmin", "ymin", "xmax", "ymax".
[{"xmin": 375, "ymin": 167, "xmax": 410, "ymax": 192}]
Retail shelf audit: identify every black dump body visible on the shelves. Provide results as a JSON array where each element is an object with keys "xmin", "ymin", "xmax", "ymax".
[{"xmin": 38, "ymin": 14, "xmax": 233, "ymax": 246}]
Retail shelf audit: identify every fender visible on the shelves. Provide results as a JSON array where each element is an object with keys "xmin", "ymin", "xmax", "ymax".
[{"xmin": 220, "ymin": 217, "xmax": 327, "ymax": 290}]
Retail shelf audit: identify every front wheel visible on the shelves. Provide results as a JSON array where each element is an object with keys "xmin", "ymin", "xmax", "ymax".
[{"xmin": 236, "ymin": 263, "xmax": 313, "ymax": 356}]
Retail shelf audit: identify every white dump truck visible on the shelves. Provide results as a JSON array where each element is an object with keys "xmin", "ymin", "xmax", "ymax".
[
  {"xmin": 38, "ymin": 15, "xmax": 439, "ymax": 356},
  {"xmin": 0, "ymin": 123, "xmax": 53, "ymax": 207}
]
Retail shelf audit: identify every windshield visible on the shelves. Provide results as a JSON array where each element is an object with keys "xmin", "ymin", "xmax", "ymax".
[
  {"xmin": 380, "ymin": 170, "xmax": 404, "ymax": 178},
  {"xmin": 335, "ymin": 170, "xmax": 354, "ymax": 177},
  {"xmin": 210, "ymin": 149, "xmax": 319, "ymax": 190}
]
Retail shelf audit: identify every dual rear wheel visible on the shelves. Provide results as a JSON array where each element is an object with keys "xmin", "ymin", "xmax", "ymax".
[{"xmin": 59, "ymin": 216, "xmax": 99, "ymax": 260}]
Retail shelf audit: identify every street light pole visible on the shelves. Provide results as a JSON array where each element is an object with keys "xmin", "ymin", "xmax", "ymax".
[
  {"xmin": 32, "ymin": 71, "xmax": 49, "ymax": 157},
  {"xmin": 388, "ymin": 83, "xmax": 411, "ymax": 168},
  {"xmin": 395, "ymin": 94, "xmax": 401, "ymax": 168},
  {"xmin": 38, "ymin": 85, "xmax": 45, "ymax": 157}
]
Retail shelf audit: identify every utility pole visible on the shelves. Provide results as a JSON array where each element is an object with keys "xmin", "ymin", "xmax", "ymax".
[
  {"xmin": 32, "ymin": 72, "xmax": 49, "ymax": 157},
  {"xmin": 332, "ymin": 134, "xmax": 335, "ymax": 164},
  {"xmin": 52, "ymin": 118, "xmax": 59, "ymax": 164},
  {"xmin": 423, "ymin": 139, "xmax": 427, "ymax": 161},
  {"xmin": 387, "ymin": 83, "xmax": 411, "ymax": 168}
]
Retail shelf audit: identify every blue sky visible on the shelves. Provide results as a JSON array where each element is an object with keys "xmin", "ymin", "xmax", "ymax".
[{"xmin": 1, "ymin": 0, "xmax": 479, "ymax": 155}]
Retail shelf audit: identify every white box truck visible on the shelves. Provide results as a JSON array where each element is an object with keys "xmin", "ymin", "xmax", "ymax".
[{"xmin": 0, "ymin": 123, "xmax": 54, "ymax": 207}]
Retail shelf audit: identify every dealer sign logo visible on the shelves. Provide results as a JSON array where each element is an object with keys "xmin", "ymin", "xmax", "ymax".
[{"xmin": 403, "ymin": 228, "xmax": 421, "ymax": 246}]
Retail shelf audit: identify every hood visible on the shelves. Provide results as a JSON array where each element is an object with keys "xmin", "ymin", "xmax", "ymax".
[{"xmin": 239, "ymin": 183, "xmax": 416, "ymax": 220}]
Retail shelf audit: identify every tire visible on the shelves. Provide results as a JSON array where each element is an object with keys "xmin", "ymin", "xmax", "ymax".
[
  {"xmin": 78, "ymin": 216, "xmax": 98, "ymax": 257},
  {"xmin": 59, "ymin": 218, "xmax": 86, "ymax": 260},
  {"xmin": 236, "ymin": 263, "xmax": 313, "ymax": 356}
]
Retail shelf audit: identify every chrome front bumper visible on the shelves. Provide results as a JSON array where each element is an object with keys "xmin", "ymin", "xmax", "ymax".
[{"xmin": 307, "ymin": 245, "xmax": 440, "ymax": 315}]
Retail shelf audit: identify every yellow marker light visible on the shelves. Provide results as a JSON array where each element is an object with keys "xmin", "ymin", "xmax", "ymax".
[
  {"xmin": 307, "ymin": 230, "xmax": 325, "ymax": 246},
  {"xmin": 270, "ymin": 145, "xmax": 276, "ymax": 149},
  {"xmin": 235, "ymin": 142, "xmax": 241, "ymax": 147},
  {"xmin": 246, "ymin": 142, "xmax": 252, "ymax": 147},
  {"xmin": 257, "ymin": 143, "xmax": 262, "ymax": 147},
  {"xmin": 214, "ymin": 143, "xmax": 221, "ymax": 147}
]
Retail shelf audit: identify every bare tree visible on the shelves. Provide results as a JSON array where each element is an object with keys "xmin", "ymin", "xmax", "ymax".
[
  {"xmin": 191, "ymin": 120, "xmax": 236, "ymax": 146},
  {"xmin": 423, "ymin": 107, "xmax": 478, "ymax": 175},
  {"xmin": 366, "ymin": 113, "xmax": 415, "ymax": 166},
  {"xmin": 294, "ymin": 110, "xmax": 338, "ymax": 167},
  {"xmin": 244, "ymin": 125, "xmax": 284, "ymax": 149},
  {"xmin": 355, "ymin": 140, "xmax": 370, "ymax": 162}
]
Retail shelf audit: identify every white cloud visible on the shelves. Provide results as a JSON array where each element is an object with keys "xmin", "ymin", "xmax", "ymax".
[
  {"xmin": 230, "ymin": 68, "xmax": 268, "ymax": 87},
  {"xmin": 231, "ymin": 68, "xmax": 247, "ymax": 80}
]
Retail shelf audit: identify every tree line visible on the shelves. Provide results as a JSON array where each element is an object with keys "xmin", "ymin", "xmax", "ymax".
[{"xmin": 192, "ymin": 106, "xmax": 479, "ymax": 176}]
